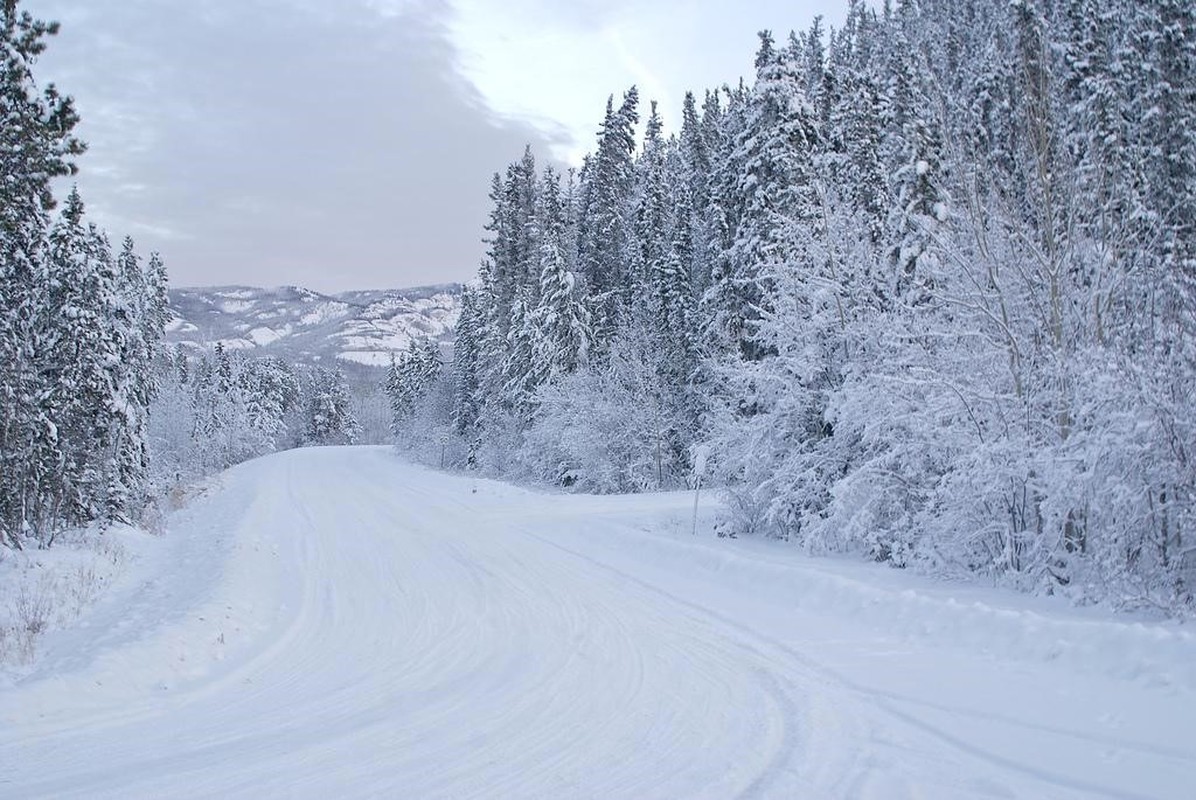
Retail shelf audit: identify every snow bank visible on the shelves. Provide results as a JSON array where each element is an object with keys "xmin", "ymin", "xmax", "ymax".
[
  {"xmin": 0, "ymin": 525, "xmax": 147, "ymax": 679},
  {"xmin": 547, "ymin": 492, "xmax": 1196, "ymax": 691}
]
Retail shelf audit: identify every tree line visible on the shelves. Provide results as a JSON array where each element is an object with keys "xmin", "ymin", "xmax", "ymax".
[
  {"xmin": 1, "ymin": 6, "xmax": 168, "ymax": 547},
  {"xmin": 390, "ymin": 0, "xmax": 1196, "ymax": 611},
  {"xmin": 149, "ymin": 346, "xmax": 362, "ymax": 484}
]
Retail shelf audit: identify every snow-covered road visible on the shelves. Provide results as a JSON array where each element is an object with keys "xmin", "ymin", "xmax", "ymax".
[{"xmin": 2, "ymin": 447, "xmax": 1194, "ymax": 798}]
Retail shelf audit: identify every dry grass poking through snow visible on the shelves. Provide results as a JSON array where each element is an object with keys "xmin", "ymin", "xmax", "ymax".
[
  {"xmin": 0, "ymin": 526, "xmax": 128, "ymax": 667},
  {"xmin": 0, "ymin": 477, "xmax": 215, "ymax": 669}
]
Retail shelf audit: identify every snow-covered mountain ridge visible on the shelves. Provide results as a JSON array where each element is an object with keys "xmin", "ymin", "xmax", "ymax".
[{"xmin": 165, "ymin": 283, "xmax": 461, "ymax": 366}]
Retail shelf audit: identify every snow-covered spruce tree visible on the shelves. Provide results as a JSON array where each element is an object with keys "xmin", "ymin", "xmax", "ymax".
[
  {"xmin": 385, "ymin": 338, "xmax": 441, "ymax": 433},
  {"xmin": 702, "ymin": 32, "xmax": 817, "ymax": 365},
  {"xmin": 677, "ymin": 91, "xmax": 715, "ymax": 301},
  {"xmin": 627, "ymin": 100, "xmax": 704, "ymax": 478},
  {"xmin": 531, "ymin": 168, "xmax": 592, "ymax": 381},
  {"xmin": 881, "ymin": 7, "xmax": 947, "ymax": 305},
  {"xmin": 450, "ymin": 285, "xmax": 484, "ymax": 447},
  {"xmin": 629, "ymin": 102, "xmax": 669, "ymax": 314},
  {"xmin": 36, "ymin": 189, "xmax": 118, "ymax": 531},
  {"xmin": 461, "ymin": 151, "xmax": 544, "ymax": 464},
  {"xmin": 578, "ymin": 87, "xmax": 639, "ymax": 350},
  {"xmin": 0, "ymin": 0, "xmax": 84, "ymax": 547},
  {"xmin": 302, "ymin": 364, "xmax": 360, "ymax": 446},
  {"xmin": 490, "ymin": 147, "xmax": 540, "ymax": 403},
  {"xmin": 110, "ymin": 237, "xmax": 168, "ymax": 518},
  {"xmin": 500, "ymin": 288, "xmax": 542, "ymax": 421},
  {"xmin": 239, "ymin": 356, "xmax": 301, "ymax": 452},
  {"xmin": 701, "ymin": 31, "xmax": 828, "ymax": 534}
]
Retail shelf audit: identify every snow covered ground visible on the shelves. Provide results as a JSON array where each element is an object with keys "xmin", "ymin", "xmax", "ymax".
[
  {"xmin": 1, "ymin": 446, "xmax": 1193, "ymax": 798},
  {"xmin": 0, "ymin": 526, "xmax": 134, "ymax": 669}
]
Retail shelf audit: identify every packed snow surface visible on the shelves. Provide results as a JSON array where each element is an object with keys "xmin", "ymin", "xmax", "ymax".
[{"xmin": 2, "ymin": 447, "xmax": 1193, "ymax": 798}]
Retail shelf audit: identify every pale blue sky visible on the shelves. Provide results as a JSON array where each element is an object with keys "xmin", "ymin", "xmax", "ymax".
[{"xmin": 25, "ymin": 0, "xmax": 849, "ymax": 292}]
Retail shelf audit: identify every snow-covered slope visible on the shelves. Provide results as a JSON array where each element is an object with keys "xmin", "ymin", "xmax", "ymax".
[
  {"xmin": 166, "ymin": 284, "xmax": 461, "ymax": 366},
  {"xmin": 1, "ymin": 447, "xmax": 1193, "ymax": 798}
]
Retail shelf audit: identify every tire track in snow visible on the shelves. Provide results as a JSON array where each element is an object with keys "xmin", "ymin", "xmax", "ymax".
[
  {"xmin": 517, "ymin": 524, "xmax": 1178, "ymax": 800},
  {"xmin": 1, "ymin": 447, "xmax": 1192, "ymax": 799}
]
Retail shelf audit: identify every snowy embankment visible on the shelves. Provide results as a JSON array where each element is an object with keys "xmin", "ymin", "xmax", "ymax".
[
  {"xmin": 1, "ymin": 447, "xmax": 1193, "ymax": 799},
  {"xmin": 0, "ymin": 527, "xmax": 132, "ymax": 668}
]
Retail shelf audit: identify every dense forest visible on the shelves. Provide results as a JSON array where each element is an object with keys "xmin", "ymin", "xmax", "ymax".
[
  {"xmin": 389, "ymin": 0, "xmax": 1196, "ymax": 611},
  {"xmin": 4, "ymin": 0, "xmax": 1194, "ymax": 614}
]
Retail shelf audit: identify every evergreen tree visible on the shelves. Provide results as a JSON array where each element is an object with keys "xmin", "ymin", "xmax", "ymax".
[
  {"xmin": 451, "ymin": 285, "xmax": 484, "ymax": 440},
  {"xmin": 500, "ymin": 288, "xmax": 542, "ymax": 419},
  {"xmin": 38, "ymin": 189, "xmax": 125, "ymax": 528},
  {"xmin": 303, "ymin": 365, "xmax": 360, "ymax": 446},
  {"xmin": 0, "ymin": 0, "xmax": 84, "ymax": 546},
  {"xmin": 533, "ymin": 194, "xmax": 592, "ymax": 378},
  {"xmin": 631, "ymin": 100, "xmax": 670, "ymax": 312},
  {"xmin": 110, "ymin": 237, "xmax": 153, "ymax": 515},
  {"xmin": 387, "ymin": 338, "xmax": 442, "ymax": 431},
  {"xmin": 677, "ymin": 91, "xmax": 715, "ymax": 300},
  {"xmin": 578, "ymin": 87, "xmax": 640, "ymax": 347},
  {"xmin": 704, "ymin": 33, "xmax": 818, "ymax": 362},
  {"xmin": 240, "ymin": 356, "xmax": 300, "ymax": 451}
]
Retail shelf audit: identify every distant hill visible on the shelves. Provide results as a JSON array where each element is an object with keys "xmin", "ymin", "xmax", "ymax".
[{"xmin": 165, "ymin": 284, "xmax": 461, "ymax": 367}]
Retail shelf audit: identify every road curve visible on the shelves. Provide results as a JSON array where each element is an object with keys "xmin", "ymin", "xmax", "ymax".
[{"xmin": 1, "ymin": 447, "xmax": 1192, "ymax": 798}]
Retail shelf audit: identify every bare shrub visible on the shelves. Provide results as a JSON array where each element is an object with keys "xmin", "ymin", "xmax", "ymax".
[
  {"xmin": 139, "ymin": 496, "xmax": 167, "ymax": 536},
  {"xmin": 89, "ymin": 534, "xmax": 126, "ymax": 567},
  {"xmin": 11, "ymin": 576, "xmax": 56, "ymax": 662},
  {"xmin": 68, "ymin": 563, "xmax": 103, "ymax": 617}
]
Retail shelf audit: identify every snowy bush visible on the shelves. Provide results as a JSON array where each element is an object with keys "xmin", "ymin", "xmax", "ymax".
[{"xmin": 516, "ymin": 337, "xmax": 689, "ymax": 493}]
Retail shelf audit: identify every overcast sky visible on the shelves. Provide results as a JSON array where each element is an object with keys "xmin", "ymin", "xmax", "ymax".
[{"xmin": 25, "ymin": 0, "xmax": 848, "ymax": 293}]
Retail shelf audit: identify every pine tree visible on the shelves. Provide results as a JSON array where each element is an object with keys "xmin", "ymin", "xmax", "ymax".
[
  {"xmin": 578, "ymin": 87, "xmax": 640, "ymax": 347},
  {"xmin": 677, "ymin": 91, "xmax": 715, "ymax": 300},
  {"xmin": 632, "ymin": 100, "xmax": 670, "ymax": 313},
  {"xmin": 451, "ymin": 285, "xmax": 484, "ymax": 440},
  {"xmin": 500, "ymin": 288, "xmax": 541, "ymax": 419},
  {"xmin": 38, "ymin": 189, "xmax": 125, "ymax": 528},
  {"xmin": 302, "ymin": 365, "xmax": 360, "ymax": 446},
  {"xmin": 883, "ymin": 11, "xmax": 946, "ymax": 302},
  {"xmin": 0, "ymin": 1, "xmax": 84, "ymax": 546},
  {"xmin": 240, "ymin": 356, "xmax": 300, "ymax": 451},
  {"xmin": 704, "ymin": 32, "xmax": 819, "ymax": 362},
  {"xmin": 533, "ymin": 203, "xmax": 592, "ymax": 378},
  {"xmin": 387, "ymin": 338, "xmax": 442, "ymax": 431},
  {"xmin": 110, "ymin": 237, "xmax": 152, "ymax": 515}
]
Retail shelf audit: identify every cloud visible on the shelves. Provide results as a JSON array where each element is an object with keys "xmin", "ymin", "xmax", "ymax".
[
  {"xmin": 23, "ymin": 0, "xmax": 562, "ymax": 292},
  {"xmin": 20, "ymin": 0, "xmax": 849, "ymax": 292},
  {"xmin": 445, "ymin": 0, "xmax": 851, "ymax": 164}
]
